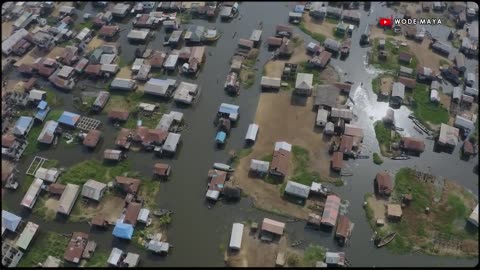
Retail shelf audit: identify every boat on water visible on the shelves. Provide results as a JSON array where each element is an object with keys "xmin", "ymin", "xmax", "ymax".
[
  {"xmin": 413, "ymin": 126, "xmax": 423, "ymax": 134},
  {"xmin": 153, "ymin": 209, "xmax": 173, "ymax": 217},
  {"xmin": 213, "ymin": 163, "xmax": 234, "ymax": 172},
  {"xmin": 391, "ymin": 156, "xmax": 410, "ymax": 160},
  {"xmin": 395, "ymin": 127, "xmax": 404, "ymax": 131},
  {"xmin": 375, "ymin": 232, "xmax": 397, "ymax": 248},
  {"xmin": 291, "ymin": 240, "xmax": 304, "ymax": 247}
]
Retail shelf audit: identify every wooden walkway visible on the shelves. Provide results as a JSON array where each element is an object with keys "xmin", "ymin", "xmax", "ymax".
[
  {"xmin": 76, "ymin": 117, "xmax": 101, "ymax": 131},
  {"xmin": 26, "ymin": 156, "xmax": 47, "ymax": 176}
]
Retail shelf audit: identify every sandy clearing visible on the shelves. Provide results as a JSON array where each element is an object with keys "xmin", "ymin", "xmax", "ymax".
[
  {"xmin": 263, "ymin": 40, "xmax": 310, "ymax": 78},
  {"xmin": 302, "ymin": 13, "xmax": 337, "ymax": 40},
  {"xmin": 231, "ymin": 91, "xmax": 336, "ymax": 219},
  {"xmin": 367, "ymin": 196, "xmax": 388, "ymax": 229},
  {"xmin": 87, "ymin": 36, "xmax": 105, "ymax": 52},
  {"xmin": 46, "ymin": 46, "xmax": 66, "ymax": 59},
  {"xmin": 117, "ymin": 67, "xmax": 132, "ymax": 79},
  {"xmin": 45, "ymin": 198, "xmax": 60, "ymax": 212},
  {"xmin": 2, "ymin": 21, "xmax": 13, "ymax": 36},
  {"xmin": 51, "ymin": 2, "xmax": 73, "ymax": 18}
]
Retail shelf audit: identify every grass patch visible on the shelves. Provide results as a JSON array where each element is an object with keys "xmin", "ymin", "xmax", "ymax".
[
  {"xmin": 332, "ymin": 28, "xmax": 345, "ymax": 41},
  {"xmin": 292, "ymin": 36, "xmax": 303, "ymax": 48},
  {"xmin": 439, "ymin": 59, "xmax": 450, "ymax": 67},
  {"xmin": 84, "ymin": 251, "xmax": 109, "ymax": 267},
  {"xmin": 291, "ymin": 145, "xmax": 320, "ymax": 186},
  {"xmin": 411, "ymin": 84, "xmax": 449, "ymax": 125},
  {"xmin": 370, "ymin": 38, "xmax": 418, "ymax": 72},
  {"xmin": 118, "ymin": 56, "xmax": 130, "ymax": 68},
  {"xmin": 373, "ymin": 152, "xmax": 384, "ymax": 165},
  {"xmin": 394, "ymin": 168, "xmax": 431, "ymax": 211},
  {"xmin": 32, "ymin": 196, "xmax": 56, "ymax": 221},
  {"xmin": 325, "ymin": 17, "xmax": 339, "ymax": 24},
  {"xmin": 371, "ymin": 73, "xmax": 394, "ymax": 95},
  {"xmin": 72, "ymin": 20, "xmax": 94, "ymax": 31},
  {"xmin": 179, "ymin": 12, "xmax": 192, "ymax": 24},
  {"xmin": 297, "ymin": 62, "xmax": 324, "ymax": 85},
  {"xmin": 451, "ymin": 38, "xmax": 461, "ymax": 49},
  {"xmin": 240, "ymin": 49, "xmax": 259, "ymax": 89},
  {"xmin": 231, "ymin": 148, "xmax": 253, "ymax": 168},
  {"xmin": 374, "ymin": 121, "xmax": 400, "ymax": 157},
  {"xmin": 302, "ymin": 244, "xmax": 326, "ymax": 267},
  {"xmin": 298, "ymin": 21, "xmax": 326, "ymax": 43},
  {"xmin": 18, "ymin": 231, "xmax": 68, "ymax": 267},
  {"xmin": 261, "ymin": 153, "xmax": 273, "ymax": 162},
  {"xmin": 43, "ymin": 87, "xmax": 64, "ymax": 108},
  {"xmin": 333, "ymin": 178, "xmax": 344, "ymax": 186},
  {"xmin": 58, "ymin": 159, "xmax": 132, "ymax": 186},
  {"xmin": 24, "ymin": 110, "xmax": 63, "ymax": 156}
]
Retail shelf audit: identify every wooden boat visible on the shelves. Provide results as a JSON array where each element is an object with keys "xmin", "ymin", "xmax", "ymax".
[
  {"xmin": 153, "ymin": 209, "xmax": 173, "ymax": 217},
  {"xmin": 391, "ymin": 156, "xmax": 410, "ymax": 160},
  {"xmin": 291, "ymin": 240, "xmax": 304, "ymax": 247},
  {"xmin": 395, "ymin": 127, "xmax": 404, "ymax": 131},
  {"xmin": 355, "ymin": 155, "xmax": 370, "ymax": 159},
  {"xmin": 376, "ymin": 232, "xmax": 397, "ymax": 248},
  {"xmin": 213, "ymin": 163, "xmax": 234, "ymax": 172},
  {"xmin": 413, "ymin": 125, "xmax": 423, "ymax": 135}
]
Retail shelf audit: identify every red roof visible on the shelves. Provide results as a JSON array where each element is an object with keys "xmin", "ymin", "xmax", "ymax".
[
  {"xmin": 269, "ymin": 149, "xmax": 291, "ymax": 177},
  {"xmin": 153, "ymin": 163, "xmax": 170, "ymax": 176},
  {"xmin": 344, "ymin": 124, "xmax": 363, "ymax": 138},
  {"xmin": 85, "ymin": 64, "xmax": 101, "ymax": 76},
  {"xmin": 463, "ymin": 140, "xmax": 474, "ymax": 154},
  {"xmin": 2, "ymin": 134, "xmax": 16, "ymax": 148},
  {"xmin": 124, "ymin": 202, "xmax": 141, "ymax": 226},
  {"xmin": 99, "ymin": 25, "xmax": 119, "ymax": 37},
  {"xmin": 321, "ymin": 195, "xmax": 341, "ymax": 226},
  {"xmin": 335, "ymin": 215, "xmax": 351, "ymax": 238},
  {"xmin": 64, "ymin": 232, "xmax": 88, "ymax": 263},
  {"xmin": 23, "ymin": 77, "xmax": 37, "ymax": 91},
  {"xmin": 398, "ymin": 51, "xmax": 413, "ymax": 62},
  {"xmin": 401, "ymin": 137, "xmax": 425, "ymax": 152},
  {"xmin": 209, "ymin": 172, "xmax": 227, "ymax": 192},
  {"xmin": 115, "ymin": 128, "xmax": 132, "ymax": 148},
  {"xmin": 18, "ymin": 64, "xmax": 33, "ymax": 74},
  {"xmin": 261, "ymin": 218, "xmax": 285, "ymax": 235},
  {"xmin": 115, "ymin": 176, "xmax": 141, "ymax": 194},
  {"xmin": 37, "ymin": 65, "xmax": 56, "ymax": 77},
  {"xmin": 83, "ymin": 130, "xmax": 102, "ymax": 148},
  {"xmin": 143, "ymin": 129, "xmax": 168, "ymax": 145},
  {"xmin": 91, "ymin": 214, "xmax": 107, "ymax": 226},
  {"xmin": 398, "ymin": 76, "xmax": 417, "ymax": 89},
  {"xmin": 339, "ymin": 135, "xmax": 354, "ymax": 153},
  {"xmin": 331, "ymin": 151, "xmax": 344, "ymax": 170},
  {"xmin": 276, "ymin": 24, "xmax": 293, "ymax": 34},
  {"xmin": 48, "ymin": 183, "xmax": 66, "ymax": 195},
  {"xmin": 267, "ymin": 36, "xmax": 283, "ymax": 46},
  {"xmin": 375, "ymin": 171, "xmax": 393, "ymax": 195},
  {"xmin": 108, "ymin": 109, "xmax": 130, "ymax": 121}
]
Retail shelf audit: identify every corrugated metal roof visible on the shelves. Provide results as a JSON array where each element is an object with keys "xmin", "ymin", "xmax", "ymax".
[
  {"xmin": 15, "ymin": 222, "xmax": 39, "ymax": 250},
  {"xmin": 285, "ymin": 181, "xmax": 310, "ymax": 198}
]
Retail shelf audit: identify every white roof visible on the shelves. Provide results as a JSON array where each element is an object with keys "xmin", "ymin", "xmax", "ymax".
[
  {"xmin": 132, "ymin": 58, "xmax": 144, "ymax": 71},
  {"xmin": 100, "ymin": 54, "xmax": 116, "ymax": 65},
  {"xmin": 28, "ymin": 89, "xmax": 46, "ymax": 100},
  {"xmin": 468, "ymin": 204, "xmax": 479, "ymax": 227},
  {"xmin": 438, "ymin": 123, "xmax": 459, "ymax": 146},
  {"xmin": 144, "ymin": 78, "xmax": 175, "ymax": 96},
  {"xmin": 465, "ymin": 87, "xmax": 478, "ymax": 97},
  {"xmin": 164, "ymin": 54, "xmax": 179, "ymax": 68},
  {"xmin": 430, "ymin": 89, "xmax": 440, "ymax": 102},
  {"xmin": 245, "ymin": 124, "xmax": 259, "ymax": 142},
  {"xmin": 250, "ymin": 159, "xmax": 270, "ymax": 173},
  {"xmin": 101, "ymin": 64, "xmax": 119, "ymax": 73},
  {"xmin": 260, "ymin": 76, "xmax": 281, "ymax": 87},
  {"xmin": 57, "ymin": 184, "xmax": 80, "ymax": 215},
  {"xmin": 21, "ymin": 178, "xmax": 43, "ymax": 209},
  {"xmin": 229, "ymin": 223, "xmax": 244, "ymax": 250},
  {"xmin": 295, "ymin": 73, "xmax": 313, "ymax": 90},
  {"xmin": 285, "ymin": 181, "xmax": 310, "ymax": 199},
  {"xmin": 206, "ymin": 189, "xmax": 220, "ymax": 200},
  {"xmin": 274, "ymin": 141, "xmax": 292, "ymax": 152},
  {"xmin": 111, "ymin": 78, "xmax": 136, "ymax": 90},
  {"xmin": 173, "ymin": 82, "xmax": 198, "ymax": 104},
  {"xmin": 147, "ymin": 240, "xmax": 169, "ymax": 252},
  {"xmin": 81, "ymin": 179, "xmax": 106, "ymax": 201},
  {"xmin": 59, "ymin": 5, "xmax": 74, "ymax": 14},
  {"xmin": 454, "ymin": 115, "xmax": 475, "ymax": 130},
  {"xmin": 2, "ymin": 28, "xmax": 29, "ymax": 54},
  {"xmin": 34, "ymin": 167, "xmax": 60, "ymax": 183},
  {"xmin": 127, "ymin": 29, "xmax": 150, "ymax": 40},
  {"xmin": 316, "ymin": 108, "xmax": 329, "ymax": 124},
  {"xmin": 137, "ymin": 208, "xmax": 150, "ymax": 223},
  {"xmin": 162, "ymin": 133, "xmax": 181, "ymax": 152},
  {"xmin": 15, "ymin": 221, "xmax": 39, "ymax": 250},
  {"xmin": 75, "ymin": 27, "xmax": 91, "ymax": 41},
  {"xmin": 108, "ymin": 247, "xmax": 122, "ymax": 265},
  {"xmin": 392, "ymin": 82, "xmax": 405, "ymax": 98}
]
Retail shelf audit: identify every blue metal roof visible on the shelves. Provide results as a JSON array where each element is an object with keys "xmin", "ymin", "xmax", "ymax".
[
  {"xmin": 215, "ymin": 131, "xmax": 226, "ymax": 144},
  {"xmin": 112, "ymin": 223, "xmax": 134, "ymax": 240},
  {"xmin": 219, "ymin": 103, "xmax": 239, "ymax": 115},
  {"xmin": 37, "ymin": 101, "xmax": 48, "ymax": 110},
  {"xmin": 14, "ymin": 116, "xmax": 33, "ymax": 135},
  {"xmin": 35, "ymin": 107, "xmax": 51, "ymax": 121},
  {"xmin": 294, "ymin": 5, "xmax": 305, "ymax": 13},
  {"xmin": 2, "ymin": 210, "xmax": 21, "ymax": 232},
  {"xmin": 58, "ymin": 111, "xmax": 80, "ymax": 126}
]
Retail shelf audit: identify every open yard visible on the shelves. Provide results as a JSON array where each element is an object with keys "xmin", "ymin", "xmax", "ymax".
[
  {"xmin": 230, "ymin": 91, "xmax": 338, "ymax": 219},
  {"xmin": 364, "ymin": 168, "xmax": 478, "ymax": 257},
  {"xmin": 370, "ymin": 37, "xmax": 418, "ymax": 72},
  {"xmin": 410, "ymin": 84, "xmax": 449, "ymax": 128},
  {"xmin": 374, "ymin": 121, "xmax": 401, "ymax": 157},
  {"xmin": 18, "ymin": 231, "xmax": 68, "ymax": 267},
  {"xmin": 298, "ymin": 14, "xmax": 339, "ymax": 43},
  {"xmin": 263, "ymin": 39, "xmax": 310, "ymax": 78}
]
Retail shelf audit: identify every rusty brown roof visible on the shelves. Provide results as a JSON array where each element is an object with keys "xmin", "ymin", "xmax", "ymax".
[
  {"xmin": 108, "ymin": 109, "xmax": 130, "ymax": 121},
  {"xmin": 48, "ymin": 183, "xmax": 66, "ymax": 195},
  {"xmin": 64, "ymin": 232, "xmax": 88, "ymax": 263},
  {"xmin": 331, "ymin": 151, "xmax": 344, "ymax": 170},
  {"xmin": 83, "ymin": 130, "xmax": 102, "ymax": 148},
  {"xmin": 375, "ymin": 171, "xmax": 393, "ymax": 195},
  {"xmin": 339, "ymin": 135, "xmax": 354, "ymax": 153},
  {"xmin": 85, "ymin": 64, "xmax": 101, "ymax": 75},
  {"xmin": 269, "ymin": 149, "xmax": 291, "ymax": 176},
  {"xmin": 153, "ymin": 163, "xmax": 170, "ymax": 176},
  {"xmin": 401, "ymin": 137, "xmax": 425, "ymax": 152},
  {"xmin": 2, "ymin": 134, "xmax": 16, "ymax": 148},
  {"xmin": 99, "ymin": 25, "xmax": 119, "ymax": 37},
  {"xmin": 115, "ymin": 176, "xmax": 141, "ymax": 194},
  {"xmin": 124, "ymin": 202, "xmax": 141, "ymax": 226},
  {"xmin": 398, "ymin": 76, "xmax": 417, "ymax": 89},
  {"xmin": 335, "ymin": 215, "xmax": 351, "ymax": 238}
]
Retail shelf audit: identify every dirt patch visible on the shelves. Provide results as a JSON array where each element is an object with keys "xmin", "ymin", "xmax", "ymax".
[
  {"xmin": 45, "ymin": 198, "xmax": 60, "ymax": 212},
  {"xmin": 231, "ymin": 91, "xmax": 335, "ymax": 219},
  {"xmin": 104, "ymin": 95, "xmax": 131, "ymax": 113},
  {"xmin": 117, "ymin": 67, "xmax": 133, "ymax": 79},
  {"xmin": 319, "ymin": 65, "xmax": 338, "ymax": 83},
  {"xmin": 302, "ymin": 14, "xmax": 337, "ymax": 40},
  {"xmin": 1, "ymin": 160, "xmax": 14, "ymax": 175},
  {"xmin": 2, "ymin": 21, "xmax": 13, "ymax": 36},
  {"xmin": 97, "ymin": 195, "xmax": 125, "ymax": 223},
  {"xmin": 367, "ymin": 196, "xmax": 388, "ymax": 229},
  {"xmin": 87, "ymin": 36, "xmax": 104, "ymax": 52},
  {"xmin": 263, "ymin": 39, "xmax": 310, "ymax": 78},
  {"xmin": 14, "ymin": 46, "xmax": 66, "ymax": 68},
  {"xmin": 46, "ymin": 46, "xmax": 66, "ymax": 60},
  {"xmin": 225, "ymin": 225, "xmax": 286, "ymax": 267},
  {"xmin": 3, "ymin": 80, "xmax": 25, "ymax": 93}
]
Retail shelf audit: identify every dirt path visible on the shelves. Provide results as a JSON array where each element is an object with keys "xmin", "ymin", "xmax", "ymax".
[
  {"xmin": 117, "ymin": 67, "xmax": 132, "ymax": 79},
  {"xmin": 302, "ymin": 13, "xmax": 337, "ymax": 40},
  {"xmin": 2, "ymin": 21, "xmax": 13, "ymax": 36},
  {"xmin": 263, "ymin": 39, "xmax": 310, "ymax": 78},
  {"xmin": 367, "ymin": 196, "xmax": 388, "ymax": 228},
  {"xmin": 231, "ymin": 91, "xmax": 335, "ymax": 219}
]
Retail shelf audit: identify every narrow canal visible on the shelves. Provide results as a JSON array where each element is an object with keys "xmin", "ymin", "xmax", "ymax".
[{"xmin": 3, "ymin": 2, "xmax": 478, "ymax": 267}]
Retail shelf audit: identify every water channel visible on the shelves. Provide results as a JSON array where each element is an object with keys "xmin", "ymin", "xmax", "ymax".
[{"xmin": 3, "ymin": 2, "xmax": 478, "ymax": 267}]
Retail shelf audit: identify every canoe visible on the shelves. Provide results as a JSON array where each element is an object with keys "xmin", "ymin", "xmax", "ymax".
[
  {"xmin": 391, "ymin": 156, "xmax": 410, "ymax": 160},
  {"xmin": 291, "ymin": 240, "xmax": 303, "ymax": 247},
  {"xmin": 213, "ymin": 163, "xmax": 234, "ymax": 172},
  {"xmin": 413, "ymin": 126, "xmax": 423, "ymax": 135},
  {"xmin": 376, "ymin": 232, "xmax": 397, "ymax": 248},
  {"xmin": 153, "ymin": 209, "xmax": 173, "ymax": 217}
]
